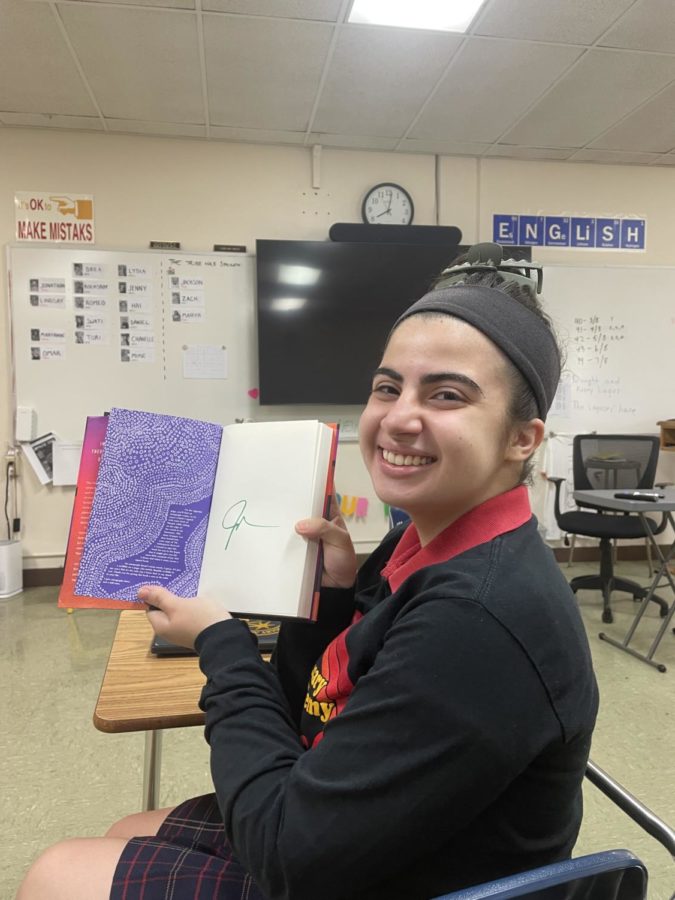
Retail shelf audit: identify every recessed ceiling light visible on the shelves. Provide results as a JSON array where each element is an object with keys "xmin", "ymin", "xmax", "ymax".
[{"xmin": 348, "ymin": 0, "xmax": 486, "ymax": 33}]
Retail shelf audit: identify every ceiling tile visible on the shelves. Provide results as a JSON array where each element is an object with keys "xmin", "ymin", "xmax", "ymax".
[
  {"xmin": 569, "ymin": 148, "xmax": 664, "ymax": 165},
  {"xmin": 58, "ymin": 5, "xmax": 205, "ymax": 122},
  {"xmin": 107, "ymin": 119, "xmax": 207, "ymax": 137},
  {"xmin": 57, "ymin": 0, "xmax": 196, "ymax": 8},
  {"xmin": 204, "ymin": 16, "xmax": 332, "ymax": 130},
  {"xmin": 202, "ymin": 0, "xmax": 343, "ymax": 19},
  {"xmin": 590, "ymin": 82, "xmax": 675, "ymax": 153},
  {"xmin": 474, "ymin": 0, "xmax": 634, "ymax": 45},
  {"xmin": 306, "ymin": 132, "xmax": 398, "ymax": 150},
  {"xmin": 209, "ymin": 125, "xmax": 306, "ymax": 144},
  {"xmin": 485, "ymin": 145, "xmax": 574, "ymax": 160},
  {"xmin": 0, "ymin": 0, "xmax": 97, "ymax": 116},
  {"xmin": 4, "ymin": 0, "xmax": 675, "ymax": 162},
  {"xmin": 503, "ymin": 48, "xmax": 675, "ymax": 148},
  {"xmin": 599, "ymin": 0, "xmax": 675, "ymax": 53},
  {"xmin": 0, "ymin": 111, "xmax": 104, "ymax": 130},
  {"xmin": 312, "ymin": 25, "xmax": 463, "ymax": 137},
  {"xmin": 397, "ymin": 138, "xmax": 491, "ymax": 156},
  {"xmin": 648, "ymin": 152, "xmax": 675, "ymax": 166},
  {"xmin": 410, "ymin": 37, "xmax": 582, "ymax": 143}
]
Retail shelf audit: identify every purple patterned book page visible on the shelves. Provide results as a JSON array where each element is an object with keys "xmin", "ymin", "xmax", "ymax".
[{"xmin": 75, "ymin": 408, "xmax": 223, "ymax": 601}]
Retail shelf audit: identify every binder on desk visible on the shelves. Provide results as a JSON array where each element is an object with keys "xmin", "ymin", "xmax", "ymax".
[{"xmin": 150, "ymin": 618, "xmax": 280, "ymax": 657}]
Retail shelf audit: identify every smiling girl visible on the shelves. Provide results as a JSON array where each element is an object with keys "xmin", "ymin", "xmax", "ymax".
[{"xmin": 19, "ymin": 244, "xmax": 598, "ymax": 900}]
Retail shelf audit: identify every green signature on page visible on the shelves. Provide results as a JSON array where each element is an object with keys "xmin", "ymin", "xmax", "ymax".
[{"xmin": 221, "ymin": 499, "xmax": 278, "ymax": 551}]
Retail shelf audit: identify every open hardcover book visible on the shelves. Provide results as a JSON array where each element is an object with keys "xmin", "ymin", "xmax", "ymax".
[{"xmin": 58, "ymin": 409, "xmax": 338, "ymax": 620}]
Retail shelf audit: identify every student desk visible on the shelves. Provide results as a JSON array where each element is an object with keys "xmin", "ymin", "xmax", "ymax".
[
  {"xmin": 573, "ymin": 487, "xmax": 675, "ymax": 673},
  {"xmin": 94, "ymin": 611, "xmax": 205, "ymax": 811}
]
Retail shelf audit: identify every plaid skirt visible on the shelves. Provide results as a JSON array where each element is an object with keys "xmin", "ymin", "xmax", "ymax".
[{"xmin": 110, "ymin": 793, "xmax": 268, "ymax": 900}]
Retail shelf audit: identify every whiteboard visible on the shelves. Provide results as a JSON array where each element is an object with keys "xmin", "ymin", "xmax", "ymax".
[
  {"xmin": 543, "ymin": 265, "xmax": 675, "ymax": 434},
  {"xmin": 12, "ymin": 251, "xmax": 674, "ymax": 549},
  {"xmin": 7, "ymin": 245, "xmax": 259, "ymax": 439}
]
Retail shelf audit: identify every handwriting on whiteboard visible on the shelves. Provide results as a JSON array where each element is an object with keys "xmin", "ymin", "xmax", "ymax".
[{"xmin": 570, "ymin": 315, "xmax": 625, "ymax": 370}]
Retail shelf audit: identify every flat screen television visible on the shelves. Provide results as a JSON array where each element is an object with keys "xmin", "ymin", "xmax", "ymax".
[{"xmin": 255, "ymin": 239, "xmax": 530, "ymax": 406}]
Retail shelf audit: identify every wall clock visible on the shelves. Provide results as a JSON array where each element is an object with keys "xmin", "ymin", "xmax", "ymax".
[{"xmin": 361, "ymin": 183, "xmax": 414, "ymax": 225}]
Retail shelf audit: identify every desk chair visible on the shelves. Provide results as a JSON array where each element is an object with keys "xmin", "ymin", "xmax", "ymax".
[
  {"xmin": 431, "ymin": 759, "xmax": 675, "ymax": 900},
  {"xmin": 548, "ymin": 434, "xmax": 668, "ymax": 624},
  {"xmin": 431, "ymin": 850, "xmax": 647, "ymax": 900}
]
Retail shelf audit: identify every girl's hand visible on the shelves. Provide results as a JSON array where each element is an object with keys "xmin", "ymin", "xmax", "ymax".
[
  {"xmin": 140, "ymin": 585, "xmax": 232, "ymax": 649},
  {"xmin": 295, "ymin": 496, "xmax": 357, "ymax": 589}
]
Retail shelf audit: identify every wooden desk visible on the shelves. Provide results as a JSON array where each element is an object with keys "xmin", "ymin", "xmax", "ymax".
[
  {"xmin": 94, "ymin": 611, "xmax": 205, "ymax": 810},
  {"xmin": 573, "ymin": 488, "xmax": 675, "ymax": 672}
]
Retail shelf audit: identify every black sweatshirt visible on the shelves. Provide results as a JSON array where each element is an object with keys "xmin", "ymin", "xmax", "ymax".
[{"xmin": 195, "ymin": 489, "xmax": 598, "ymax": 900}]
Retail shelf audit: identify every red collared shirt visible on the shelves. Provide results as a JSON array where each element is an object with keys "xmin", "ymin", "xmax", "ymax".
[{"xmin": 381, "ymin": 485, "xmax": 532, "ymax": 593}]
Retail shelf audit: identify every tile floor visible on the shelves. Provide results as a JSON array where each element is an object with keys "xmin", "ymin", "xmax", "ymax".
[{"xmin": 1, "ymin": 561, "xmax": 674, "ymax": 899}]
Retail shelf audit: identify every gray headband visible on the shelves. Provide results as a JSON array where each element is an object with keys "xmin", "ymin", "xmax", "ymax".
[{"xmin": 392, "ymin": 284, "xmax": 560, "ymax": 420}]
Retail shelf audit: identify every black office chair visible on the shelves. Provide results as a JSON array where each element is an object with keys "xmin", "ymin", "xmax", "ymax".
[{"xmin": 548, "ymin": 434, "xmax": 668, "ymax": 624}]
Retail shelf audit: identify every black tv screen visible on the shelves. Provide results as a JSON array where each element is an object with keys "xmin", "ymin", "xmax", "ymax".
[{"xmin": 256, "ymin": 239, "xmax": 463, "ymax": 405}]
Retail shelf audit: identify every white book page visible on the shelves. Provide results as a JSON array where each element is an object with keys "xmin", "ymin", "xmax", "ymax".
[{"xmin": 198, "ymin": 420, "xmax": 328, "ymax": 618}]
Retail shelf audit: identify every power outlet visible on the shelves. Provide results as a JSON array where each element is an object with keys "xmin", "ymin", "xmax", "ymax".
[{"xmin": 5, "ymin": 446, "xmax": 20, "ymax": 478}]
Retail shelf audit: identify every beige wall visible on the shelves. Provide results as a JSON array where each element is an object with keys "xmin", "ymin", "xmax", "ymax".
[{"xmin": 2, "ymin": 128, "xmax": 675, "ymax": 565}]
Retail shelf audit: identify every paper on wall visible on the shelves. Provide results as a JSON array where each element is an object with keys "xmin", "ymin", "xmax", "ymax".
[
  {"xmin": 182, "ymin": 345, "xmax": 227, "ymax": 380},
  {"xmin": 21, "ymin": 433, "xmax": 57, "ymax": 485},
  {"xmin": 53, "ymin": 441, "xmax": 83, "ymax": 486}
]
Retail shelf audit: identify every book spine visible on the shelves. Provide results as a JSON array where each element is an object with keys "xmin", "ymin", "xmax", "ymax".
[
  {"xmin": 58, "ymin": 416, "xmax": 140, "ymax": 610},
  {"xmin": 309, "ymin": 423, "xmax": 341, "ymax": 621}
]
